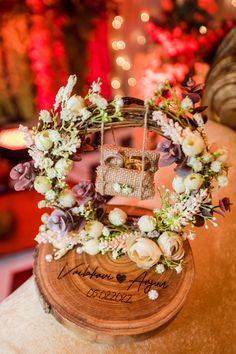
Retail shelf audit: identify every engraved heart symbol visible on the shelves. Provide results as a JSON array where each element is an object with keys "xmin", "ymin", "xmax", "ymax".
[{"xmin": 116, "ymin": 273, "xmax": 126, "ymax": 283}]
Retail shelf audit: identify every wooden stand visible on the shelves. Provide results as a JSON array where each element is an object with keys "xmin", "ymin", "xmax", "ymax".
[{"xmin": 34, "ymin": 206, "xmax": 195, "ymax": 344}]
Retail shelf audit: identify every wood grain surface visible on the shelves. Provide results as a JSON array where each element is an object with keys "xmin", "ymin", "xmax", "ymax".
[{"xmin": 34, "ymin": 205, "xmax": 195, "ymax": 344}]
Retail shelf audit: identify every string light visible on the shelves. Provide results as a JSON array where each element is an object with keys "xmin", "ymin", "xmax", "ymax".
[
  {"xmin": 199, "ymin": 25, "xmax": 207, "ymax": 34},
  {"xmin": 111, "ymin": 79, "xmax": 121, "ymax": 89},
  {"xmin": 122, "ymin": 61, "xmax": 131, "ymax": 70},
  {"xmin": 112, "ymin": 41, "xmax": 118, "ymax": 50},
  {"xmin": 116, "ymin": 40, "xmax": 126, "ymax": 50},
  {"xmin": 232, "ymin": 0, "xmax": 236, "ymax": 7},
  {"xmin": 114, "ymin": 16, "xmax": 123, "ymax": 23},
  {"xmin": 128, "ymin": 78, "xmax": 136, "ymax": 87},
  {"xmin": 137, "ymin": 35, "xmax": 146, "ymax": 45},
  {"xmin": 116, "ymin": 56, "xmax": 125, "ymax": 66},
  {"xmin": 140, "ymin": 12, "xmax": 150, "ymax": 22},
  {"xmin": 112, "ymin": 20, "xmax": 122, "ymax": 29}
]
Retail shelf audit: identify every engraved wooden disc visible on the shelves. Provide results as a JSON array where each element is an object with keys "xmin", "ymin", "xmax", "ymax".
[{"xmin": 34, "ymin": 206, "xmax": 195, "ymax": 344}]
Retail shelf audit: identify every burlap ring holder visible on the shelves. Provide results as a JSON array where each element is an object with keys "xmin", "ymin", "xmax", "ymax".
[{"xmin": 95, "ymin": 106, "xmax": 159, "ymax": 200}]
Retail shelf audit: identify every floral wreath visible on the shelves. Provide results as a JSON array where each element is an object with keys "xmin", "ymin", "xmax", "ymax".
[{"xmin": 10, "ymin": 75, "xmax": 231, "ymax": 274}]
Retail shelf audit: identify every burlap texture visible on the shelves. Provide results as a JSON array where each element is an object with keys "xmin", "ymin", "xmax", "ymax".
[{"xmin": 96, "ymin": 166, "xmax": 155, "ymax": 199}]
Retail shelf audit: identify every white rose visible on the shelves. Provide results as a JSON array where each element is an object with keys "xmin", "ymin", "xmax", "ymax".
[
  {"xmin": 127, "ymin": 237, "xmax": 162, "ymax": 269},
  {"xmin": 217, "ymin": 175, "xmax": 228, "ymax": 187},
  {"xmin": 108, "ymin": 208, "xmax": 127, "ymax": 226},
  {"xmin": 83, "ymin": 239, "xmax": 100, "ymax": 255},
  {"xmin": 184, "ymin": 173, "xmax": 203, "ymax": 191},
  {"xmin": 182, "ymin": 133, "xmax": 205, "ymax": 157},
  {"xmin": 35, "ymin": 131, "xmax": 53, "ymax": 151},
  {"xmin": 67, "ymin": 95, "xmax": 85, "ymax": 113},
  {"xmin": 210, "ymin": 160, "xmax": 222, "ymax": 173},
  {"xmin": 137, "ymin": 215, "xmax": 156, "ymax": 232},
  {"xmin": 214, "ymin": 148, "xmax": 228, "ymax": 163},
  {"xmin": 55, "ymin": 158, "xmax": 73, "ymax": 176},
  {"xmin": 172, "ymin": 176, "xmax": 185, "ymax": 193},
  {"xmin": 34, "ymin": 176, "xmax": 52, "ymax": 194},
  {"xmin": 158, "ymin": 232, "xmax": 184, "ymax": 261},
  {"xmin": 58, "ymin": 190, "xmax": 76, "ymax": 208},
  {"xmin": 86, "ymin": 221, "xmax": 104, "ymax": 238}
]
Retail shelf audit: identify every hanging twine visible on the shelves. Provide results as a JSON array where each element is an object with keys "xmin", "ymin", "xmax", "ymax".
[
  {"xmin": 100, "ymin": 119, "xmax": 105, "ymax": 194},
  {"xmin": 139, "ymin": 104, "xmax": 149, "ymax": 199}
]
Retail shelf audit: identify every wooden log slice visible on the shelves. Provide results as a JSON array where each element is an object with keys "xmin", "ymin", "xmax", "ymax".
[{"xmin": 34, "ymin": 205, "xmax": 195, "ymax": 344}]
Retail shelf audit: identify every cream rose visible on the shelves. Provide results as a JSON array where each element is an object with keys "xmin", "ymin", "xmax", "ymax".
[
  {"xmin": 137, "ymin": 215, "xmax": 156, "ymax": 232},
  {"xmin": 158, "ymin": 232, "xmax": 184, "ymax": 261},
  {"xmin": 67, "ymin": 95, "xmax": 85, "ymax": 113},
  {"xmin": 34, "ymin": 176, "xmax": 52, "ymax": 194},
  {"xmin": 182, "ymin": 132, "xmax": 205, "ymax": 157},
  {"xmin": 184, "ymin": 173, "xmax": 203, "ymax": 191},
  {"xmin": 127, "ymin": 237, "xmax": 162, "ymax": 269},
  {"xmin": 58, "ymin": 190, "xmax": 76, "ymax": 208},
  {"xmin": 172, "ymin": 176, "xmax": 185, "ymax": 193},
  {"xmin": 35, "ymin": 131, "xmax": 53, "ymax": 151},
  {"xmin": 108, "ymin": 208, "xmax": 127, "ymax": 226},
  {"xmin": 86, "ymin": 221, "xmax": 104, "ymax": 238},
  {"xmin": 83, "ymin": 239, "xmax": 100, "ymax": 255}
]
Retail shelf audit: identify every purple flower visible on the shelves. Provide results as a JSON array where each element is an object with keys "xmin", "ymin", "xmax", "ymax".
[
  {"xmin": 10, "ymin": 162, "xmax": 36, "ymax": 191},
  {"xmin": 48, "ymin": 209, "xmax": 73, "ymax": 236},
  {"xmin": 72, "ymin": 181, "xmax": 95, "ymax": 204},
  {"xmin": 157, "ymin": 139, "xmax": 192, "ymax": 177}
]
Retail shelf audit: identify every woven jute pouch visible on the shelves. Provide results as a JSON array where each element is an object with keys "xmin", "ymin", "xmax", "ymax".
[{"xmin": 96, "ymin": 143, "xmax": 159, "ymax": 200}]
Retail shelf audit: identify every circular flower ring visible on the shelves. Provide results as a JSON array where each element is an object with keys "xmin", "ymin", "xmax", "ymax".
[{"xmin": 11, "ymin": 76, "xmax": 231, "ymax": 273}]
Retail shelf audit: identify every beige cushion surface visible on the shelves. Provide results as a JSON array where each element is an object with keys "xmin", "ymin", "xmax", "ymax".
[{"xmin": 0, "ymin": 121, "xmax": 236, "ymax": 354}]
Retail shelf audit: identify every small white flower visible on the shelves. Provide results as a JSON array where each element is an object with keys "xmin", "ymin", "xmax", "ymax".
[
  {"xmin": 217, "ymin": 175, "xmax": 228, "ymax": 187},
  {"xmin": 193, "ymin": 113, "xmax": 204, "ymax": 128},
  {"xmin": 175, "ymin": 264, "xmax": 183, "ymax": 273},
  {"xmin": 152, "ymin": 110, "xmax": 166, "ymax": 122},
  {"xmin": 55, "ymin": 158, "xmax": 73, "ymax": 177},
  {"xmin": 184, "ymin": 173, "xmax": 203, "ymax": 191},
  {"xmin": 76, "ymin": 246, "xmax": 84, "ymax": 254},
  {"xmin": 45, "ymin": 254, "xmax": 53, "ymax": 263},
  {"xmin": 39, "ymin": 224, "xmax": 47, "ymax": 232},
  {"xmin": 114, "ymin": 97, "xmax": 124, "ymax": 109},
  {"xmin": 122, "ymin": 185, "xmax": 132, "ymax": 195},
  {"xmin": 71, "ymin": 207, "xmax": 81, "ymax": 215},
  {"xmin": 172, "ymin": 176, "xmax": 185, "ymax": 194},
  {"xmin": 79, "ymin": 230, "xmax": 87, "ymax": 239},
  {"xmin": 181, "ymin": 97, "xmax": 193, "ymax": 110},
  {"xmin": 182, "ymin": 132, "xmax": 205, "ymax": 157},
  {"xmin": 92, "ymin": 79, "xmax": 101, "ymax": 93},
  {"xmin": 102, "ymin": 226, "xmax": 110, "ymax": 237},
  {"xmin": 188, "ymin": 157, "xmax": 203, "ymax": 172},
  {"xmin": 42, "ymin": 158, "xmax": 54, "ymax": 170},
  {"xmin": 39, "ymin": 110, "xmax": 51, "ymax": 123},
  {"xmin": 112, "ymin": 250, "xmax": 119, "ymax": 259},
  {"xmin": 46, "ymin": 168, "xmax": 57, "ymax": 179},
  {"xmin": 108, "ymin": 208, "xmax": 127, "ymax": 226},
  {"xmin": 45, "ymin": 190, "xmax": 56, "ymax": 201},
  {"xmin": 48, "ymin": 130, "xmax": 61, "ymax": 143},
  {"xmin": 214, "ymin": 148, "xmax": 228, "ymax": 163},
  {"xmin": 201, "ymin": 152, "xmax": 213, "ymax": 163},
  {"xmin": 210, "ymin": 160, "xmax": 222, "ymax": 173},
  {"xmin": 90, "ymin": 94, "xmax": 108, "ymax": 109},
  {"xmin": 34, "ymin": 176, "xmax": 52, "ymax": 194},
  {"xmin": 148, "ymin": 289, "xmax": 159, "ymax": 300},
  {"xmin": 38, "ymin": 200, "xmax": 47, "ymax": 208},
  {"xmin": 80, "ymin": 108, "xmax": 91, "ymax": 121},
  {"xmin": 41, "ymin": 213, "xmax": 49, "ymax": 224},
  {"xmin": 156, "ymin": 264, "xmax": 165, "ymax": 274},
  {"xmin": 138, "ymin": 215, "xmax": 156, "ymax": 232},
  {"xmin": 187, "ymin": 231, "xmax": 196, "ymax": 240},
  {"xmin": 113, "ymin": 183, "xmax": 121, "ymax": 193}
]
